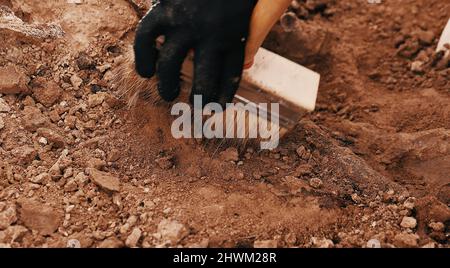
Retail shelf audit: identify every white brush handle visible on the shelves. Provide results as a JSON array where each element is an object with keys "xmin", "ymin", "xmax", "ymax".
[
  {"xmin": 243, "ymin": 48, "xmax": 320, "ymax": 112},
  {"xmin": 437, "ymin": 18, "xmax": 450, "ymax": 53}
]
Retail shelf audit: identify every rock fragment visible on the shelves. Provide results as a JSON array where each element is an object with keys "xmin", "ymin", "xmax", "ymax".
[
  {"xmin": 0, "ymin": 98, "xmax": 10, "ymax": 113},
  {"xmin": 88, "ymin": 168, "xmax": 120, "ymax": 192},
  {"xmin": 88, "ymin": 93, "xmax": 107, "ymax": 108},
  {"xmin": 13, "ymin": 146, "xmax": 37, "ymax": 166},
  {"xmin": 18, "ymin": 200, "xmax": 62, "ymax": 236},
  {"xmin": 311, "ymin": 237, "xmax": 334, "ymax": 248},
  {"xmin": 0, "ymin": 65, "xmax": 30, "ymax": 95},
  {"xmin": 22, "ymin": 106, "xmax": 49, "ymax": 132},
  {"xmin": 400, "ymin": 216, "xmax": 417, "ymax": 229},
  {"xmin": 70, "ymin": 74, "xmax": 83, "ymax": 89},
  {"xmin": 37, "ymin": 128, "xmax": 66, "ymax": 148},
  {"xmin": 30, "ymin": 173, "xmax": 50, "ymax": 185},
  {"xmin": 125, "ymin": 227, "xmax": 142, "ymax": 248},
  {"xmin": 32, "ymin": 81, "xmax": 62, "ymax": 108},
  {"xmin": 0, "ymin": 225, "xmax": 28, "ymax": 244},
  {"xmin": 157, "ymin": 219, "xmax": 189, "ymax": 244},
  {"xmin": 393, "ymin": 233, "xmax": 419, "ymax": 248},
  {"xmin": 411, "ymin": 61, "xmax": 424, "ymax": 73},
  {"xmin": 0, "ymin": 206, "xmax": 17, "ymax": 230},
  {"xmin": 428, "ymin": 222, "xmax": 445, "ymax": 232}
]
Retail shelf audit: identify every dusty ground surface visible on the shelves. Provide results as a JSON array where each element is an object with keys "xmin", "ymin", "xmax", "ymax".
[{"xmin": 0, "ymin": 0, "xmax": 449, "ymax": 248}]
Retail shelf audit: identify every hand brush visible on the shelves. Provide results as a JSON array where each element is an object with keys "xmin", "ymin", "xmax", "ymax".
[{"xmin": 114, "ymin": 44, "xmax": 320, "ymax": 149}]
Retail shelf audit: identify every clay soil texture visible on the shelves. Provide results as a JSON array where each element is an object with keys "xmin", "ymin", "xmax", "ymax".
[{"xmin": 0, "ymin": 0, "xmax": 448, "ymax": 248}]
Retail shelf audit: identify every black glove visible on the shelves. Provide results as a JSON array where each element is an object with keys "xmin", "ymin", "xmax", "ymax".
[{"xmin": 134, "ymin": 0, "xmax": 257, "ymax": 107}]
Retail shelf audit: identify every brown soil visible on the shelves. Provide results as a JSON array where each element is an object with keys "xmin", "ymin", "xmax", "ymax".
[{"xmin": 0, "ymin": 0, "xmax": 448, "ymax": 248}]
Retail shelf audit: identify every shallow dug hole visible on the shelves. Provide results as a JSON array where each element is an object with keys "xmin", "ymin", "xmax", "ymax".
[{"xmin": 0, "ymin": 0, "xmax": 449, "ymax": 248}]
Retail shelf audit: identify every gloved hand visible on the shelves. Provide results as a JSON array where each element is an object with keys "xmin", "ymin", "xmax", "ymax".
[{"xmin": 134, "ymin": 0, "xmax": 258, "ymax": 106}]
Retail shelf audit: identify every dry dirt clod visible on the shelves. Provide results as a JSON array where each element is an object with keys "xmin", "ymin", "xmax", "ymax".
[
  {"xmin": 18, "ymin": 200, "xmax": 62, "ymax": 236},
  {"xmin": 107, "ymin": 149, "xmax": 121, "ymax": 162},
  {"xmin": 220, "ymin": 147, "xmax": 239, "ymax": 162},
  {"xmin": 0, "ymin": 206, "xmax": 17, "ymax": 230},
  {"xmin": 0, "ymin": 98, "xmax": 10, "ymax": 113},
  {"xmin": 13, "ymin": 146, "xmax": 37, "ymax": 166},
  {"xmin": 0, "ymin": 5, "xmax": 64, "ymax": 40},
  {"xmin": 125, "ymin": 227, "xmax": 142, "ymax": 248},
  {"xmin": 186, "ymin": 164, "xmax": 202, "ymax": 179},
  {"xmin": 86, "ymin": 157, "xmax": 106, "ymax": 170},
  {"xmin": 157, "ymin": 219, "xmax": 189, "ymax": 244},
  {"xmin": 49, "ymin": 162, "xmax": 62, "ymax": 181},
  {"xmin": 64, "ymin": 179, "xmax": 79, "ymax": 192},
  {"xmin": 0, "ymin": 225, "xmax": 28, "ymax": 244},
  {"xmin": 415, "ymin": 196, "xmax": 450, "ymax": 229},
  {"xmin": 400, "ymin": 216, "xmax": 417, "ymax": 229},
  {"xmin": 294, "ymin": 163, "xmax": 313, "ymax": 177},
  {"xmin": 70, "ymin": 74, "xmax": 83, "ymax": 90},
  {"xmin": 32, "ymin": 81, "xmax": 62, "ymax": 108},
  {"xmin": 393, "ymin": 233, "xmax": 419, "ymax": 248},
  {"xmin": 37, "ymin": 128, "xmax": 67, "ymax": 148},
  {"xmin": 411, "ymin": 61, "xmax": 425, "ymax": 73},
  {"xmin": 87, "ymin": 168, "xmax": 121, "ymax": 192},
  {"xmin": 415, "ymin": 30, "xmax": 435, "ymax": 45},
  {"xmin": 0, "ymin": 65, "xmax": 30, "ymax": 95},
  {"xmin": 120, "ymin": 215, "xmax": 138, "ymax": 234},
  {"xmin": 88, "ymin": 93, "xmax": 107, "ymax": 108},
  {"xmin": 282, "ymin": 176, "xmax": 307, "ymax": 193},
  {"xmin": 403, "ymin": 198, "xmax": 415, "ymax": 210},
  {"xmin": 428, "ymin": 222, "xmax": 445, "ymax": 232},
  {"xmin": 30, "ymin": 172, "xmax": 50, "ymax": 185},
  {"xmin": 22, "ymin": 106, "xmax": 49, "ymax": 132}
]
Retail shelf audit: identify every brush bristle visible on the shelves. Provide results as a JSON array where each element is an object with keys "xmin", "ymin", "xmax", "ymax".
[
  {"xmin": 203, "ymin": 109, "xmax": 283, "ymax": 150},
  {"xmin": 112, "ymin": 47, "xmax": 161, "ymax": 108},
  {"xmin": 112, "ymin": 47, "xmax": 284, "ymax": 150}
]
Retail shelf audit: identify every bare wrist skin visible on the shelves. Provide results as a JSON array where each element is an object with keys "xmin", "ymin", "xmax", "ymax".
[{"xmin": 244, "ymin": 0, "xmax": 292, "ymax": 68}]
